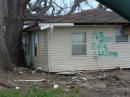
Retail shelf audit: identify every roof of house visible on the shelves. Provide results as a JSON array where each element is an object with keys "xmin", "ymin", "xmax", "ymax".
[{"xmin": 44, "ymin": 9, "xmax": 129, "ymax": 24}]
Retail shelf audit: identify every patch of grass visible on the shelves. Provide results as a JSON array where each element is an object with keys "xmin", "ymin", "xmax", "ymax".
[
  {"xmin": 0, "ymin": 90, "xmax": 24, "ymax": 97},
  {"xmin": 0, "ymin": 88, "xmax": 79, "ymax": 97}
]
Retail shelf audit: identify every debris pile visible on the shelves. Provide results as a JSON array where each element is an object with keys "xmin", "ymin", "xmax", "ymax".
[{"xmin": 1, "ymin": 68, "xmax": 130, "ymax": 97}]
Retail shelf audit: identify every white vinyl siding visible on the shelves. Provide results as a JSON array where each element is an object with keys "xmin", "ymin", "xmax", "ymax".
[
  {"xmin": 31, "ymin": 31, "xmax": 49, "ymax": 71},
  {"xmin": 47, "ymin": 26, "xmax": 130, "ymax": 72}
]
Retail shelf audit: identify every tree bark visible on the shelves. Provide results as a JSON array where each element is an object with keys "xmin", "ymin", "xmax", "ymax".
[
  {"xmin": 5, "ymin": 0, "xmax": 30, "ymax": 66},
  {"xmin": 0, "ymin": 0, "xmax": 30, "ymax": 72},
  {"xmin": 6, "ymin": 0, "xmax": 23, "ymax": 65},
  {"xmin": 0, "ymin": 0, "xmax": 13, "ymax": 72}
]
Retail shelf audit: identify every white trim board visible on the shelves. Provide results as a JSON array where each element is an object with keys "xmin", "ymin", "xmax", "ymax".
[{"xmin": 39, "ymin": 23, "xmax": 74, "ymax": 30}]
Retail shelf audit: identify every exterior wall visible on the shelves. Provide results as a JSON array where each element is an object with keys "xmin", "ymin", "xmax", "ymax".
[
  {"xmin": 32, "ymin": 31, "xmax": 48, "ymax": 71},
  {"xmin": 27, "ymin": 30, "xmax": 49, "ymax": 71},
  {"xmin": 48, "ymin": 25, "xmax": 130, "ymax": 72}
]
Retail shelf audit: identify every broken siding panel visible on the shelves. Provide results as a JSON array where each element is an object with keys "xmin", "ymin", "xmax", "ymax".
[
  {"xmin": 48, "ymin": 26, "xmax": 130, "ymax": 72},
  {"xmin": 32, "ymin": 31, "xmax": 48, "ymax": 71}
]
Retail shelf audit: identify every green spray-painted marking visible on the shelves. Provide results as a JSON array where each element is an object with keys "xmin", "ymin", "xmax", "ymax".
[
  {"xmin": 92, "ymin": 42, "xmax": 107, "ymax": 50},
  {"xmin": 92, "ymin": 32, "xmax": 118, "ymax": 57},
  {"xmin": 93, "ymin": 32, "xmax": 113, "ymax": 43},
  {"xmin": 98, "ymin": 50, "xmax": 118, "ymax": 57}
]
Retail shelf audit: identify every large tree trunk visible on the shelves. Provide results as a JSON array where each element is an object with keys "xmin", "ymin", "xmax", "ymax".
[
  {"xmin": 0, "ymin": 0, "xmax": 29, "ymax": 72},
  {"xmin": 6, "ymin": 0, "xmax": 24, "ymax": 65},
  {"xmin": 5, "ymin": 0, "xmax": 30, "ymax": 66},
  {"xmin": 0, "ymin": 37, "xmax": 13, "ymax": 71},
  {"xmin": 0, "ymin": 0, "xmax": 13, "ymax": 72}
]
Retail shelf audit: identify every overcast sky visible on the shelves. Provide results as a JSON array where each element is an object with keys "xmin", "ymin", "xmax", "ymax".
[
  {"xmin": 30, "ymin": 0, "xmax": 99, "ymax": 15},
  {"xmin": 30, "ymin": 0, "xmax": 99, "ymax": 9}
]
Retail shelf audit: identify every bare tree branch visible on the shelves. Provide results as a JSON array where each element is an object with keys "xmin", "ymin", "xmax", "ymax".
[
  {"xmin": 97, "ymin": 3, "xmax": 107, "ymax": 10},
  {"xmin": 67, "ymin": 0, "xmax": 87, "ymax": 15}
]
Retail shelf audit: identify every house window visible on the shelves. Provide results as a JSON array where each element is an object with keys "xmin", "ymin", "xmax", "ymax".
[
  {"xmin": 115, "ymin": 26, "xmax": 128, "ymax": 42},
  {"xmin": 34, "ymin": 35, "xmax": 38, "ymax": 56},
  {"xmin": 22, "ymin": 36, "xmax": 26, "ymax": 51},
  {"xmin": 32, "ymin": 33, "xmax": 38, "ymax": 56},
  {"xmin": 22, "ymin": 34, "xmax": 30, "ymax": 55},
  {"xmin": 72, "ymin": 32, "xmax": 86, "ymax": 55}
]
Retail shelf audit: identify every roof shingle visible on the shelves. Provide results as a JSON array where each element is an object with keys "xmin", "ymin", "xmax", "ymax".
[{"xmin": 44, "ymin": 9, "xmax": 129, "ymax": 24}]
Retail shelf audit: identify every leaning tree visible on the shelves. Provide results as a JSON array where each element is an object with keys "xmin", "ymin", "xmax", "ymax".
[{"xmin": 0, "ymin": 0, "xmax": 102, "ymax": 72}]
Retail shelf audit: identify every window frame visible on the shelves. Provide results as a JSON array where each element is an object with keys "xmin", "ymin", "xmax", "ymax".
[
  {"xmin": 115, "ymin": 26, "xmax": 129, "ymax": 43},
  {"xmin": 32, "ymin": 32, "xmax": 38, "ymax": 56},
  {"xmin": 22, "ymin": 34, "xmax": 30, "ymax": 55},
  {"xmin": 71, "ymin": 32, "xmax": 87, "ymax": 56}
]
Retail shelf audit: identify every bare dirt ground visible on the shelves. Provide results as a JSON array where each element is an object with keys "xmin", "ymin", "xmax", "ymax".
[{"xmin": 0, "ymin": 67, "xmax": 130, "ymax": 97}]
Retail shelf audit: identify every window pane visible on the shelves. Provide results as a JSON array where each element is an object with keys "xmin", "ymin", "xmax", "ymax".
[
  {"xmin": 34, "ymin": 34, "xmax": 38, "ymax": 56},
  {"xmin": 35, "ymin": 35, "xmax": 38, "ymax": 44},
  {"xmin": 32, "ymin": 33, "xmax": 38, "ymax": 56},
  {"xmin": 116, "ymin": 26, "xmax": 123, "ymax": 35},
  {"xmin": 115, "ymin": 27, "xmax": 128, "ymax": 42},
  {"xmin": 35, "ymin": 47, "xmax": 37, "ymax": 56},
  {"xmin": 72, "ymin": 44, "xmax": 86, "ymax": 55},
  {"xmin": 22, "ymin": 35, "xmax": 30, "ymax": 55},
  {"xmin": 72, "ymin": 32, "xmax": 86, "ymax": 44},
  {"xmin": 115, "ymin": 35, "xmax": 128, "ymax": 42},
  {"xmin": 72, "ymin": 32, "xmax": 86, "ymax": 55}
]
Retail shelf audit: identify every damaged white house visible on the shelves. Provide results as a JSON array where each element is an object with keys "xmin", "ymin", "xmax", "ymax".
[{"xmin": 23, "ymin": 9, "xmax": 130, "ymax": 72}]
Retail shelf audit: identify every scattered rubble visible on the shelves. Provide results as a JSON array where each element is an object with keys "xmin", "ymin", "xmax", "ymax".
[
  {"xmin": 32, "ymin": 67, "xmax": 42, "ymax": 74},
  {"xmin": 16, "ymin": 86, "xmax": 20, "ymax": 90},
  {"xmin": 14, "ymin": 67, "xmax": 29, "ymax": 74},
  {"xmin": 0, "ymin": 86, "xmax": 7, "ymax": 90},
  {"xmin": 14, "ymin": 79, "xmax": 46, "ymax": 82},
  {"xmin": 1, "ymin": 68, "xmax": 130, "ymax": 97},
  {"xmin": 0, "ymin": 81, "xmax": 13, "ymax": 88},
  {"xmin": 53, "ymin": 84, "xmax": 59, "ymax": 89}
]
